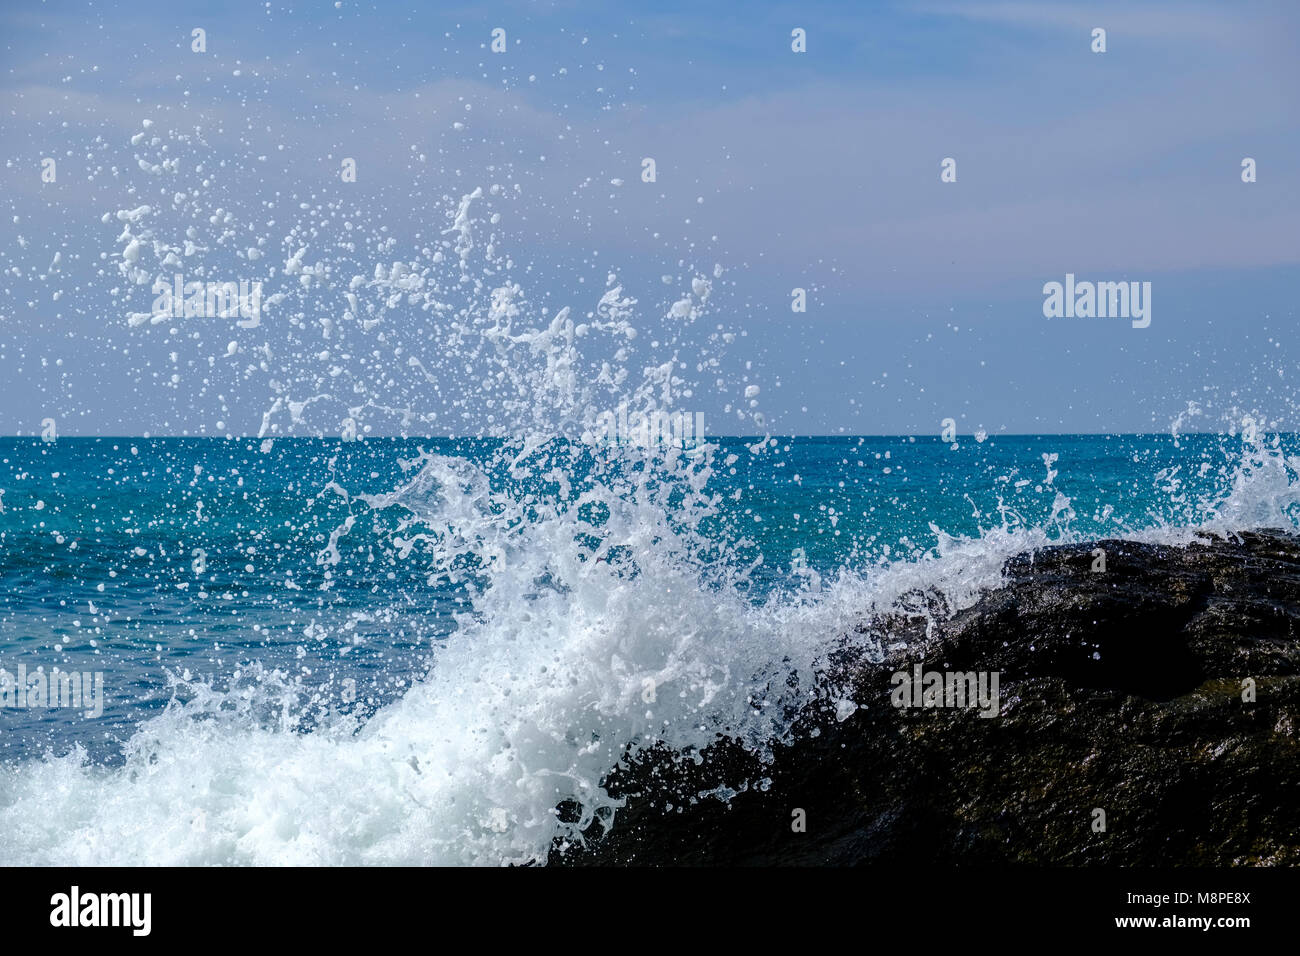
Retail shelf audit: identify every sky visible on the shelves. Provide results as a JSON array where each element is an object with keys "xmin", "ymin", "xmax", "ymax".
[{"xmin": 1, "ymin": 0, "xmax": 1298, "ymax": 436}]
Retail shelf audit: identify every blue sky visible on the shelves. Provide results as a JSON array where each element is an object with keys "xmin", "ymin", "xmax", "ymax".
[{"xmin": 1, "ymin": 0, "xmax": 1298, "ymax": 435}]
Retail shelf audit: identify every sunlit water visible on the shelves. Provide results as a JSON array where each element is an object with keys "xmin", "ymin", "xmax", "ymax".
[{"xmin": 1, "ymin": 430, "xmax": 1296, "ymax": 864}]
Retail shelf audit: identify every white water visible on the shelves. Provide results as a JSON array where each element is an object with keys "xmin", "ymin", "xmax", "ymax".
[
  {"xmin": 2, "ymin": 444, "xmax": 1295, "ymax": 865},
  {"xmin": 4, "ymin": 118, "xmax": 1300, "ymax": 866}
]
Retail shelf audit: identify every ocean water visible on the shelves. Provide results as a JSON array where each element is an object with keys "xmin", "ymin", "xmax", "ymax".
[
  {"xmin": 5, "ymin": 129, "xmax": 1299, "ymax": 863},
  {"xmin": 1, "ymin": 430, "xmax": 1298, "ymax": 865}
]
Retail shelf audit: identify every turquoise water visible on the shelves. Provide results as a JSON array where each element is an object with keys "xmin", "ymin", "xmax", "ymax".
[
  {"xmin": 1, "ymin": 433, "xmax": 1289, "ymax": 760},
  {"xmin": 0, "ymin": 431, "xmax": 1297, "ymax": 865}
]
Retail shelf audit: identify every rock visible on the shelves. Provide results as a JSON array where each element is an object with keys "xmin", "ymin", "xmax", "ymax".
[{"xmin": 549, "ymin": 531, "xmax": 1300, "ymax": 865}]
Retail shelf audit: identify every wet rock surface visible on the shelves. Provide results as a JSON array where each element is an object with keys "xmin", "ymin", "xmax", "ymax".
[{"xmin": 550, "ymin": 531, "xmax": 1300, "ymax": 866}]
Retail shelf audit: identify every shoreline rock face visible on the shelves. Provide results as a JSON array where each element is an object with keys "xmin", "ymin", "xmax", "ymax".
[{"xmin": 550, "ymin": 531, "xmax": 1300, "ymax": 866}]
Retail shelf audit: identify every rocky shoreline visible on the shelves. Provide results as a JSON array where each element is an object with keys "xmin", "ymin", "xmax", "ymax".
[{"xmin": 550, "ymin": 531, "xmax": 1300, "ymax": 865}]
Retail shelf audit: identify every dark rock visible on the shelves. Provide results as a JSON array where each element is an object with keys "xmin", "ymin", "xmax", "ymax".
[{"xmin": 549, "ymin": 530, "xmax": 1300, "ymax": 865}]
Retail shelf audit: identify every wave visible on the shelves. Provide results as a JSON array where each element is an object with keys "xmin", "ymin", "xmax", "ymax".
[
  {"xmin": 4, "ymin": 162, "xmax": 1300, "ymax": 864},
  {"xmin": 2, "ymin": 433, "xmax": 1297, "ymax": 865}
]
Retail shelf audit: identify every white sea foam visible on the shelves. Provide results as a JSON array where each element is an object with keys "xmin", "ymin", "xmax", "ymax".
[
  {"xmin": 4, "ymin": 436, "xmax": 1295, "ymax": 866},
  {"xmin": 0, "ymin": 511, "xmax": 1040, "ymax": 865},
  {"xmin": 4, "ymin": 133, "xmax": 1299, "ymax": 865}
]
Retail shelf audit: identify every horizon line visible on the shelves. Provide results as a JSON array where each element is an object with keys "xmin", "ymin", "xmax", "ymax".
[{"xmin": 0, "ymin": 432, "xmax": 1282, "ymax": 441}]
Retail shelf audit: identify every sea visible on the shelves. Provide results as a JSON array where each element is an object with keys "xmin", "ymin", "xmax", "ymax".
[{"xmin": 1, "ymin": 431, "xmax": 1297, "ymax": 864}]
